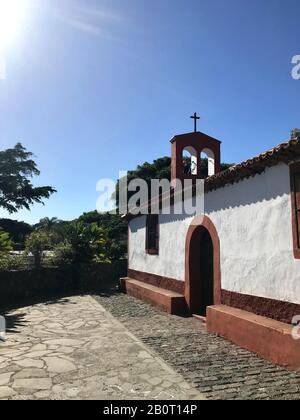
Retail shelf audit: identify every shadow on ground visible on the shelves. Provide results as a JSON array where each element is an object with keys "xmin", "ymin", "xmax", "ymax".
[
  {"xmin": 0, "ymin": 283, "xmax": 122, "ymax": 316},
  {"xmin": 0, "ymin": 284, "xmax": 123, "ymax": 336}
]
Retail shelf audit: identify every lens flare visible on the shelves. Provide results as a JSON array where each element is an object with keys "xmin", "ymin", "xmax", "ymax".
[{"xmin": 0, "ymin": 0, "xmax": 27, "ymax": 51}]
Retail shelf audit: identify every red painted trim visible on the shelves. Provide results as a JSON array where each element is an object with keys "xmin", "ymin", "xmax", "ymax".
[
  {"xmin": 222, "ymin": 290, "xmax": 300, "ymax": 325},
  {"xmin": 128, "ymin": 269, "xmax": 185, "ymax": 295},
  {"xmin": 290, "ymin": 162, "xmax": 300, "ymax": 259},
  {"xmin": 146, "ymin": 249, "xmax": 159, "ymax": 255},
  {"xmin": 207, "ymin": 305, "xmax": 300, "ymax": 371},
  {"xmin": 145, "ymin": 215, "xmax": 159, "ymax": 255},
  {"xmin": 185, "ymin": 216, "xmax": 221, "ymax": 314}
]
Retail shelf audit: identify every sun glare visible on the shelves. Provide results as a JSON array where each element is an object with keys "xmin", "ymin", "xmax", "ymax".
[{"xmin": 0, "ymin": 0, "xmax": 27, "ymax": 50}]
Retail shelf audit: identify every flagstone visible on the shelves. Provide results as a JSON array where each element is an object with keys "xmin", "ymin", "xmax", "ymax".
[
  {"xmin": 58, "ymin": 347, "xmax": 74, "ymax": 354},
  {"xmin": 12, "ymin": 378, "xmax": 52, "ymax": 390},
  {"xmin": 44, "ymin": 338, "xmax": 83, "ymax": 347},
  {"xmin": 0, "ymin": 386, "xmax": 16, "ymax": 398},
  {"xmin": 13, "ymin": 369, "xmax": 48, "ymax": 379},
  {"xmin": 43, "ymin": 357, "xmax": 76, "ymax": 374},
  {"xmin": 15, "ymin": 359, "xmax": 44, "ymax": 369},
  {"xmin": 34, "ymin": 390, "xmax": 52, "ymax": 399},
  {"xmin": 30, "ymin": 344, "xmax": 47, "ymax": 352},
  {"xmin": 21, "ymin": 350, "xmax": 51, "ymax": 359},
  {"xmin": 0, "ymin": 372, "xmax": 12, "ymax": 386}
]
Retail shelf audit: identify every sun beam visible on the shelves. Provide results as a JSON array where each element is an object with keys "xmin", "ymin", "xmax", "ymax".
[{"xmin": 0, "ymin": 0, "xmax": 27, "ymax": 51}]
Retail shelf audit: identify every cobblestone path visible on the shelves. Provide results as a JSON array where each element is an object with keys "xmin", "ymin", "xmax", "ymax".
[
  {"xmin": 94, "ymin": 292, "xmax": 300, "ymax": 400},
  {"xmin": 0, "ymin": 295, "xmax": 204, "ymax": 400}
]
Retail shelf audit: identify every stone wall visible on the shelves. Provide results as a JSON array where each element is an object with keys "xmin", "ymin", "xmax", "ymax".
[{"xmin": 0, "ymin": 260, "xmax": 127, "ymax": 308}]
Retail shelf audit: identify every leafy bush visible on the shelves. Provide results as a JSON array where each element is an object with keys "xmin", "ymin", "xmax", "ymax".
[
  {"xmin": 25, "ymin": 231, "xmax": 50, "ymax": 269},
  {"xmin": 77, "ymin": 212, "xmax": 127, "ymax": 260},
  {"xmin": 59, "ymin": 221, "xmax": 111, "ymax": 264},
  {"xmin": 0, "ymin": 254, "xmax": 29, "ymax": 271},
  {"xmin": 0, "ymin": 229, "xmax": 13, "ymax": 254},
  {"xmin": 0, "ymin": 256, "xmax": 10, "ymax": 271},
  {"xmin": 52, "ymin": 243, "xmax": 76, "ymax": 266}
]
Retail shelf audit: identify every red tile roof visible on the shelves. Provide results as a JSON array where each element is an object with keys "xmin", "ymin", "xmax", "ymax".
[{"xmin": 205, "ymin": 136, "xmax": 300, "ymax": 192}]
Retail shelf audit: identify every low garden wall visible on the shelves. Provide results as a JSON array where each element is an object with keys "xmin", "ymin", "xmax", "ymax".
[{"xmin": 0, "ymin": 260, "xmax": 127, "ymax": 308}]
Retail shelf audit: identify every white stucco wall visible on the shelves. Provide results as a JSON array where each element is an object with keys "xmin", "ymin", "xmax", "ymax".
[{"xmin": 128, "ymin": 162, "xmax": 300, "ymax": 305}]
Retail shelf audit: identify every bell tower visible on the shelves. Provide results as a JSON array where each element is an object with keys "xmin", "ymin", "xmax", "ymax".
[{"xmin": 171, "ymin": 130, "xmax": 221, "ymax": 187}]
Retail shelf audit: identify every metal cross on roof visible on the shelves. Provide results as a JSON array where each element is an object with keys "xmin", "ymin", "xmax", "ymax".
[{"xmin": 190, "ymin": 112, "xmax": 200, "ymax": 133}]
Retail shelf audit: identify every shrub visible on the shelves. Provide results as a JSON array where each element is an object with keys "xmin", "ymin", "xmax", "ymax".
[
  {"xmin": 60, "ymin": 221, "xmax": 111, "ymax": 264},
  {"xmin": 0, "ymin": 256, "xmax": 10, "ymax": 271},
  {"xmin": 52, "ymin": 243, "xmax": 76, "ymax": 266},
  {"xmin": 0, "ymin": 229, "xmax": 13, "ymax": 254},
  {"xmin": 25, "ymin": 231, "xmax": 50, "ymax": 269},
  {"xmin": 0, "ymin": 254, "xmax": 28, "ymax": 271}
]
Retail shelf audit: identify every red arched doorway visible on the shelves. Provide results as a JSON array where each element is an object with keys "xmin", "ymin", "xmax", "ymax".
[{"xmin": 185, "ymin": 216, "xmax": 221, "ymax": 316}]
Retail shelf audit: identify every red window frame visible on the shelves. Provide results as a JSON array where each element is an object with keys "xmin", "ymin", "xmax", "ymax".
[
  {"xmin": 290, "ymin": 162, "xmax": 300, "ymax": 259},
  {"xmin": 146, "ymin": 215, "xmax": 159, "ymax": 255}
]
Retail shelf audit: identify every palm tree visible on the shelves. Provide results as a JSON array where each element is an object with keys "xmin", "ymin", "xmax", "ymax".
[{"xmin": 36, "ymin": 217, "xmax": 61, "ymax": 233}]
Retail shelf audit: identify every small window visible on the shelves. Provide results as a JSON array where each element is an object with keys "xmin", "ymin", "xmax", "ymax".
[
  {"xmin": 290, "ymin": 163, "xmax": 300, "ymax": 258},
  {"xmin": 146, "ymin": 215, "xmax": 159, "ymax": 255}
]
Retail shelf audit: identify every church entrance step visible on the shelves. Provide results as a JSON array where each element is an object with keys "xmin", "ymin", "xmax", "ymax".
[{"xmin": 120, "ymin": 278, "xmax": 188, "ymax": 315}]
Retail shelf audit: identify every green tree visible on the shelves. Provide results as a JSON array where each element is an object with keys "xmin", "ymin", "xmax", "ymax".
[
  {"xmin": 35, "ymin": 217, "xmax": 62, "ymax": 232},
  {"xmin": 25, "ymin": 231, "xmax": 49, "ymax": 269},
  {"xmin": 35, "ymin": 217, "xmax": 66, "ymax": 248},
  {"xmin": 0, "ymin": 143, "xmax": 56, "ymax": 213},
  {"xmin": 114, "ymin": 156, "xmax": 233, "ymax": 208},
  {"xmin": 77, "ymin": 211, "xmax": 127, "ymax": 260},
  {"xmin": 0, "ymin": 229, "xmax": 13, "ymax": 254},
  {"xmin": 0, "ymin": 218, "xmax": 32, "ymax": 247},
  {"xmin": 60, "ymin": 221, "xmax": 110, "ymax": 264}
]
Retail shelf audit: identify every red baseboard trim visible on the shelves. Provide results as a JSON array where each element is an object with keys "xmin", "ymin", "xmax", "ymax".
[
  {"xmin": 128, "ymin": 269, "xmax": 184, "ymax": 294},
  {"xmin": 222, "ymin": 290, "xmax": 300, "ymax": 324}
]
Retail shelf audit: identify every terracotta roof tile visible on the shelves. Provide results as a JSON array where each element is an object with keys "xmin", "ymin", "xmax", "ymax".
[{"xmin": 205, "ymin": 136, "xmax": 300, "ymax": 192}]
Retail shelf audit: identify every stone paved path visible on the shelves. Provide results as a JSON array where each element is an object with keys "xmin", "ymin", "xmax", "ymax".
[
  {"xmin": 94, "ymin": 293, "xmax": 300, "ymax": 400},
  {"xmin": 0, "ymin": 295, "xmax": 204, "ymax": 400}
]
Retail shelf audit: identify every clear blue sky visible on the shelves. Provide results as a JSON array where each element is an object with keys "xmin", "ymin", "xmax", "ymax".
[{"xmin": 0, "ymin": 0, "xmax": 299, "ymax": 224}]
